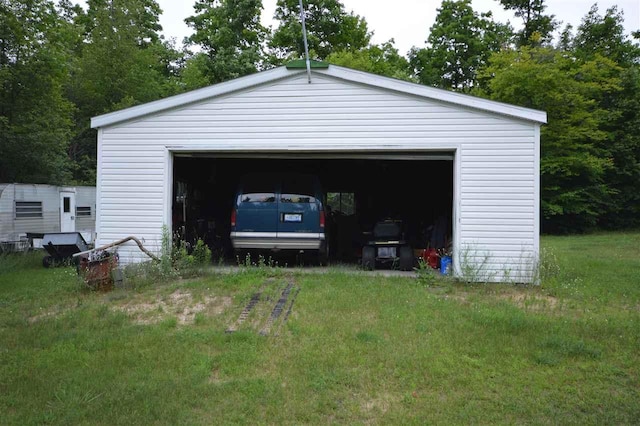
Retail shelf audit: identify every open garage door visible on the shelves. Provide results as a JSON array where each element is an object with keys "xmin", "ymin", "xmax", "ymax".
[{"xmin": 171, "ymin": 152, "xmax": 454, "ymax": 268}]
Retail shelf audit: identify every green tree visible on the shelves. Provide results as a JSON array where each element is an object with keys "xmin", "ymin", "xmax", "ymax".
[
  {"xmin": 179, "ymin": 52, "xmax": 212, "ymax": 91},
  {"xmin": 572, "ymin": 5, "xmax": 640, "ymax": 228},
  {"xmin": 269, "ymin": 0, "xmax": 371, "ymax": 62},
  {"xmin": 73, "ymin": 0, "xmax": 171, "ymax": 116},
  {"xmin": 572, "ymin": 4, "xmax": 639, "ymax": 66},
  {"xmin": 326, "ymin": 40, "xmax": 413, "ymax": 81},
  {"xmin": 498, "ymin": 0, "xmax": 557, "ymax": 46},
  {"xmin": 604, "ymin": 67, "xmax": 640, "ymax": 228},
  {"xmin": 184, "ymin": 0, "xmax": 267, "ymax": 85},
  {"xmin": 0, "ymin": 0, "xmax": 76, "ymax": 184},
  {"xmin": 67, "ymin": 0, "xmax": 175, "ymax": 183},
  {"xmin": 409, "ymin": 0, "xmax": 511, "ymax": 92},
  {"xmin": 477, "ymin": 46, "xmax": 621, "ymax": 232}
]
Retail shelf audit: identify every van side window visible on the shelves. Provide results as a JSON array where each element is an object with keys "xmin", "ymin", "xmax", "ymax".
[
  {"xmin": 281, "ymin": 175, "xmax": 317, "ymax": 204},
  {"xmin": 242, "ymin": 193, "xmax": 275, "ymax": 203},
  {"xmin": 239, "ymin": 177, "xmax": 276, "ymax": 203}
]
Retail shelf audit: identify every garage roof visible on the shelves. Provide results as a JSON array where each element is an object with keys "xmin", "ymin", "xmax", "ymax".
[{"xmin": 91, "ymin": 63, "xmax": 547, "ymax": 129}]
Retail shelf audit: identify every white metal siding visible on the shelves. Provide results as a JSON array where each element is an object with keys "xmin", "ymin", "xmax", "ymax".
[
  {"xmin": 0, "ymin": 185, "xmax": 13, "ymax": 240},
  {"xmin": 98, "ymin": 73, "xmax": 538, "ymax": 280},
  {"xmin": 459, "ymin": 134, "xmax": 536, "ymax": 281},
  {"xmin": 75, "ymin": 186, "xmax": 97, "ymax": 243}
]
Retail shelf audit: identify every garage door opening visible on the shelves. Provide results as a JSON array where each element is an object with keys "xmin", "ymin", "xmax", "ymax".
[{"xmin": 171, "ymin": 154, "xmax": 454, "ymax": 268}]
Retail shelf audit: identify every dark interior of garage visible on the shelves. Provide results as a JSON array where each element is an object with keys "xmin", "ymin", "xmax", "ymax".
[{"xmin": 172, "ymin": 155, "xmax": 453, "ymax": 266}]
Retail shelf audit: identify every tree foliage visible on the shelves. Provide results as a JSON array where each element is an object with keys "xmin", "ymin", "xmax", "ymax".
[
  {"xmin": 73, "ymin": 0, "xmax": 171, "ymax": 117},
  {"xmin": 270, "ymin": 0, "xmax": 370, "ymax": 62},
  {"xmin": 409, "ymin": 0, "xmax": 512, "ymax": 92},
  {"xmin": 570, "ymin": 5, "xmax": 640, "ymax": 228},
  {"xmin": 326, "ymin": 40, "xmax": 413, "ymax": 81},
  {"xmin": 184, "ymin": 0, "xmax": 267, "ymax": 85},
  {"xmin": 0, "ymin": 0, "xmax": 75, "ymax": 184},
  {"xmin": 499, "ymin": 0, "xmax": 557, "ymax": 46},
  {"xmin": 572, "ymin": 4, "xmax": 640, "ymax": 66}
]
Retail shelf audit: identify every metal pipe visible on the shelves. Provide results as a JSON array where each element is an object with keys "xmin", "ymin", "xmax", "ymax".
[
  {"xmin": 299, "ymin": 0, "xmax": 312, "ymax": 83},
  {"xmin": 72, "ymin": 235, "xmax": 160, "ymax": 262}
]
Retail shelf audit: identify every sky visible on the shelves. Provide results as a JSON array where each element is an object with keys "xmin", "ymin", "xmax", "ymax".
[{"xmin": 157, "ymin": 0, "xmax": 640, "ymax": 55}]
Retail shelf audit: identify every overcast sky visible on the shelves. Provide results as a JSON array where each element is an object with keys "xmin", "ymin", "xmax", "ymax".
[{"xmin": 156, "ymin": 0, "xmax": 640, "ymax": 55}]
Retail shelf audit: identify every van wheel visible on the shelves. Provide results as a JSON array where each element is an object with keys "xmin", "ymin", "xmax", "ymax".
[
  {"xmin": 399, "ymin": 246, "xmax": 414, "ymax": 271},
  {"xmin": 362, "ymin": 246, "xmax": 375, "ymax": 270}
]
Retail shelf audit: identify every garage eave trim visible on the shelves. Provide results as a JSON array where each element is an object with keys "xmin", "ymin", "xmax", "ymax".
[
  {"xmin": 320, "ymin": 66, "xmax": 548, "ymax": 124},
  {"xmin": 91, "ymin": 67, "xmax": 305, "ymax": 129}
]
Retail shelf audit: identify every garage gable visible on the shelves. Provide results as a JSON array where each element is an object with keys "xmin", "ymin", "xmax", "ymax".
[{"xmin": 97, "ymin": 71, "xmax": 539, "ymax": 155}]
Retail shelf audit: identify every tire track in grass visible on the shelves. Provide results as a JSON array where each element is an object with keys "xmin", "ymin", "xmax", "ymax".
[
  {"xmin": 274, "ymin": 286, "xmax": 300, "ymax": 337},
  {"xmin": 225, "ymin": 281, "xmax": 268, "ymax": 333},
  {"xmin": 259, "ymin": 282, "xmax": 295, "ymax": 336}
]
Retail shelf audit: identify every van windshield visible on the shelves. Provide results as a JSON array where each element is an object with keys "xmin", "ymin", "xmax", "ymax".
[{"xmin": 281, "ymin": 175, "xmax": 317, "ymax": 204}]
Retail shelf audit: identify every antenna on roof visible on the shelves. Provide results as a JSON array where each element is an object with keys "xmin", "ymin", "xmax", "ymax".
[{"xmin": 298, "ymin": 0, "xmax": 312, "ymax": 83}]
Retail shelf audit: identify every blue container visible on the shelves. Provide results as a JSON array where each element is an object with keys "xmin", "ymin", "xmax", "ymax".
[{"xmin": 440, "ymin": 255, "xmax": 452, "ymax": 275}]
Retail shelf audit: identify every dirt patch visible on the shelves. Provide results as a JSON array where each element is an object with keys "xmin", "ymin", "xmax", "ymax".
[
  {"xmin": 208, "ymin": 367, "xmax": 224, "ymax": 384},
  {"xmin": 437, "ymin": 289, "xmax": 560, "ymax": 311},
  {"xmin": 113, "ymin": 290, "xmax": 232, "ymax": 325},
  {"xmin": 359, "ymin": 392, "xmax": 400, "ymax": 421},
  {"xmin": 28, "ymin": 307, "xmax": 70, "ymax": 323},
  {"xmin": 362, "ymin": 397, "xmax": 391, "ymax": 414},
  {"xmin": 501, "ymin": 292, "xmax": 559, "ymax": 310}
]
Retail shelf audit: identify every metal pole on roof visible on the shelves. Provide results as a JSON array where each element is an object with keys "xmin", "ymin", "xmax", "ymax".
[{"xmin": 299, "ymin": 0, "xmax": 312, "ymax": 83}]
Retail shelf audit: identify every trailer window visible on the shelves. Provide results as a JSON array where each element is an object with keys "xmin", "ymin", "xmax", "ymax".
[
  {"xmin": 15, "ymin": 201, "xmax": 42, "ymax": 219},
  {"xmin": 76, "ymin": 206, "xmax": 91, "ymax": 217}
]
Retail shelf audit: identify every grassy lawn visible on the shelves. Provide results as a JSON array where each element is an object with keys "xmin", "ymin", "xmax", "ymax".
[{"xmin": 1, "ymin": 232, "xmax": 638, "ymax": 424}]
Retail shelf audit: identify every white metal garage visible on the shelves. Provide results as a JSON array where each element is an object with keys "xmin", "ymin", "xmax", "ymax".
[{"xmin": 91, "ymin": 62, "xmax": 546, "ymax": 282}]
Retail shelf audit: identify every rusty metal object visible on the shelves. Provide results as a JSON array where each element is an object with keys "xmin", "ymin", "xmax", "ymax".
[{"xmin": 79, "ymin": 253, "xmax": 119, "ymax": 291}]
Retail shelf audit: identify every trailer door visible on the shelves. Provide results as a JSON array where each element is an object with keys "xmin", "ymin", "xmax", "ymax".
[{"xmin": 60, "ymin": 190, "xmax": 76, "ymax": 232}]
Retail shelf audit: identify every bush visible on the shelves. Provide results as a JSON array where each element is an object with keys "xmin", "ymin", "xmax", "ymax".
[
  {"xmin": 414, "ymin": 258, "xmax": 439, "ymax": 287},
  {"xmin": 192, "ymin": 239, "xmax": 211, "ymax": 265},
  {"xmin": 119, "ymin": 227, "xmax": 214, "ymax": 289}
]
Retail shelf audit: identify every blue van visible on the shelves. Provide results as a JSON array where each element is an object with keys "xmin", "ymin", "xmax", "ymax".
[{"xmin": 230, "ymin": 173, "xmax": 328, "ymax": 264}]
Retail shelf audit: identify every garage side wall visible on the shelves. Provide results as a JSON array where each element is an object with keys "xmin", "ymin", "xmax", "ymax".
[
  {"xmin": 458, "ymin": 124, "xmax": 538, "ymax": 282},
  {"xmin": 97, "ymin": 73, "xmax": 539, "ymax": 281}
]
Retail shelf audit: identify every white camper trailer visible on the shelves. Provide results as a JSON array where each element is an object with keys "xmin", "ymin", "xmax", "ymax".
[{"xmin": 0, "ymin": 183, "xmax": 96, "ymax": 251}]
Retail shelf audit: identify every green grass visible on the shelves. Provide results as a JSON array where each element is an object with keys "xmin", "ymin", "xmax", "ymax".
[
  {"xmin": 541, "ymin": 230, "xmax": 640, "ymax": 304},
  {"xmin": 0, "ymin": 232, "xmax": 639, "ymax": 425}
]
